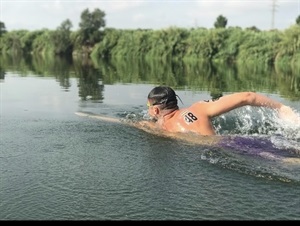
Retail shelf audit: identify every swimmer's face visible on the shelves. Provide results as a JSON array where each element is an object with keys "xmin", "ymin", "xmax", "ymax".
[{"xmin": 147, "ymin": 100, "xmax": 160, "ymax": 119}]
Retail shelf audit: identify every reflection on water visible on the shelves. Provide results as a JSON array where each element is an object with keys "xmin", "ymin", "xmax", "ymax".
[
  {"xmin": 1, "ymin": 55, "xmax": 300, "ymax": 220},
  {"xmin": 1, "ymin": 54, "xmax": 300, "ymax": 101}
]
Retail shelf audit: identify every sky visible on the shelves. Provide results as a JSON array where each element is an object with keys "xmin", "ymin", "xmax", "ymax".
[{"xmin": 1, "ymin": 0, "xmax": 299, "ymax": 31}]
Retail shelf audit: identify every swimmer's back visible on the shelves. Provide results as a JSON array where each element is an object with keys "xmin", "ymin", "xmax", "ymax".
[{"xmin": 163, "ymin": 102, "xmax": 216, "ymax": 135}]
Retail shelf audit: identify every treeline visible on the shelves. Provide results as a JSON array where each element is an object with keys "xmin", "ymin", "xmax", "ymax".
[
  {"xmin": 1, "ymin": 8, "xmax": 300, "ymax": 67},
  {"xmin": 91, "ymin": 25, "xmax": 300, "ymax": 67}
]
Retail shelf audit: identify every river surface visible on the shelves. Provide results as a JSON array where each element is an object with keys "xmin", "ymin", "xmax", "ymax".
[{"xmin": 1, "ymin": 69, "xmax": 300, "ymax": 220}]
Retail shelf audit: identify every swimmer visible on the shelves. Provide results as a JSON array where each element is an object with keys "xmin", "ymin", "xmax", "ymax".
[
  {"xmin": 75, "ymin": 86, "xmax": 300, "ymax": 163},
  {"xmin": 145, "ymin": 86, "xmax": 300, "ymax": 136}
]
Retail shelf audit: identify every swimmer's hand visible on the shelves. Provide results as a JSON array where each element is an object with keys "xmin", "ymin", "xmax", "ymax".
[{"xmin": 278, "ymin": 106, "xmax": 300, "ymax": 123}]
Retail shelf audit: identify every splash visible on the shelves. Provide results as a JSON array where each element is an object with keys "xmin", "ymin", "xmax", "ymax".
[{"xmin": 214, "ymin": 106, "xmax": 300, "ymax": 139}]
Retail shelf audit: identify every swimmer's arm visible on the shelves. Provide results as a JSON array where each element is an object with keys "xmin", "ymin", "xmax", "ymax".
[
  {"xmin": 200, "ymin": 92, "xmax": 300, "ymax": 122},
  {"xmin": 137, "ymin": 120, "xmax": 158, "ymax": 129},
  {"xmin": 203, "ymin": 92, "xmax": 282, "ymax": 117},
  {"xmin": 124, "ymin": 119, "xmax": 158, "ymax": 130}
]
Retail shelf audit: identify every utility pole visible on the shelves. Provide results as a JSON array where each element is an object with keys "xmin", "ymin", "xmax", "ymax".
[
  {"xmin": 194, "ymin": 19, "xmax": 198, "ymax": 28},
  {"xmin": 271, "ymin": 0, "xmax": 278, "ymax": 29}
]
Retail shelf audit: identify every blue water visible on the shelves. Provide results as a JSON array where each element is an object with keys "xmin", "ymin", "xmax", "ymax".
[{"xmin": 1, "ymin": 74, "xmax": 300, "ymax": 220}]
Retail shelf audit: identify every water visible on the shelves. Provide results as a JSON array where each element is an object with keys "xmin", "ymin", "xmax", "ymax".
[{"xmin": 1, "ymin": 70, "xmax": 300, "ymax": 220}]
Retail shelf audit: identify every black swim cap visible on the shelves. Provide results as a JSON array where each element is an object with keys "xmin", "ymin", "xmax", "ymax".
[{"xmin": 147, "ymin": 86, "xmax": 179, "ymax": 110}]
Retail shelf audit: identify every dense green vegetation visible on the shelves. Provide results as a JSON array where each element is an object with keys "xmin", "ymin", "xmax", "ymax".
[{"xmin": 1, "ymin": 8, "xmax": 300, "ymax": 67}]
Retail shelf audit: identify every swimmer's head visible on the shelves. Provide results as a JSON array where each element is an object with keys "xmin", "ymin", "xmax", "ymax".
[{"xmin": 147, "ymin": 86, "xmax": 179, "ymax": 110}]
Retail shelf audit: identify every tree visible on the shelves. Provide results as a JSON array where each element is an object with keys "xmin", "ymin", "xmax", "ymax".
[
  {"xmin": 0, "ymin": 21, "xmax": 7, "ymax": 37},
  {"xmin": 296, "ymin": 15, "xmax": 300, "ymax": 26},
  {"xmin": 79, "ymin": 8, "xmax": 106, "ymax": 46},
  {"xmin": 58, "ymin": 19, "xmax": 73, "ymax": 31},
  {"xmin": 214, "ymin": 15, "xmax": 228, "ymax": 28},
  {"xmin": 245, "ymin": 26, "xmax": 260, "ymax": 32},
  {"xmin": 51, "ymin": 19, "xmax": 73, "ymax": 55}
]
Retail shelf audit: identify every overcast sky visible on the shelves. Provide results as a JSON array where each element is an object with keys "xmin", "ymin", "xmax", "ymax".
[{"xmin": 1, "ymin": 0, "xmax": 299, "ymax": 31}]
